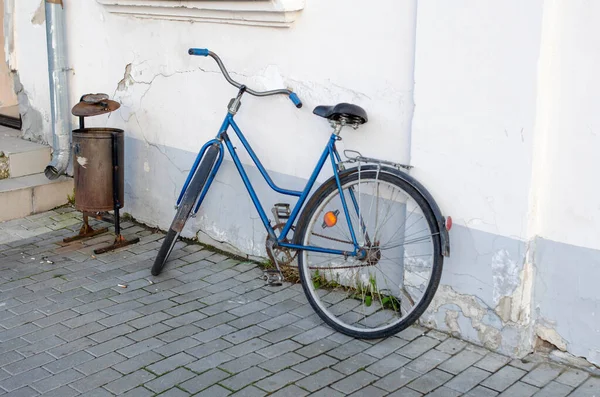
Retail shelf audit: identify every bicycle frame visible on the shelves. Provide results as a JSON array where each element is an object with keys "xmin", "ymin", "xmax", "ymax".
[{"xmin": 177, "ymin": 111, "xmax": 362, "ymax": 258}]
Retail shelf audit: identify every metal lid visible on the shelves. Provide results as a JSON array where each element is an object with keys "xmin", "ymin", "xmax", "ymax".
[{"xmin": 72, "ymin": 93, "xmax": 121, "ymax": 117}]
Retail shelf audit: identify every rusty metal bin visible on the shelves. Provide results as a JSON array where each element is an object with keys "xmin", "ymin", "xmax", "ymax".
[{"xmin": 72, "ymin": 128, "xmax": 124, "ymax": 212}]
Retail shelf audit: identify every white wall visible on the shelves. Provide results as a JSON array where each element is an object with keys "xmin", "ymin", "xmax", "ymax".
[{"xmin": 9, "ymin": 0, "xmax": 600, "ymax": 364}]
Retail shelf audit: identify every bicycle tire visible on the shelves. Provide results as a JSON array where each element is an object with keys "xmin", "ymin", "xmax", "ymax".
[
  {"xmin": 151, "ymin": 145, "xmax": 219, "ymax": 276},
  {"xmin": 295, "ymin": 169, "xmax": 443, "ymax": 339}
]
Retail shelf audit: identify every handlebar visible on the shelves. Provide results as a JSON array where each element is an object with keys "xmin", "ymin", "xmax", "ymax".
[{"xmin": 188, "ymin": 48, "xmax": 302, "ymax": 109}]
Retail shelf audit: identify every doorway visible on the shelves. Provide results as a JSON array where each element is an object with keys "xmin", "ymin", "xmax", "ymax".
[{"xmin": 0, "ymin": 0, "xmax": 20, "ymax": 130}]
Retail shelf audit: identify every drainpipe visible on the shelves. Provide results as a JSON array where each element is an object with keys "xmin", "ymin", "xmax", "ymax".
[{"xmin": 44, "ymin": 0, "xmax": 71, "ymax": 180}]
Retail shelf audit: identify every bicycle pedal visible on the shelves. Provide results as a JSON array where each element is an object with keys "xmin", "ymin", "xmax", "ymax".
[
  {"xmin": 262, "ymin": 270, "xmax": 283, "ymax": 286},
  {"xmin": 272, "ymin": 203, "xmax": 291, "ymax": 224}
]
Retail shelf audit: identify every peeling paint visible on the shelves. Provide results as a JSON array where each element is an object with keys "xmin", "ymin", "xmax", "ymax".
[
  {"xmin": 117, "ymin": 63, "xmax": 134, "ymax": 91},
  {"xmin": 76, "ymin": 156, "xmax": 88, "ymax": 168},
  {"xmin": 13, "ymin": 74, "xmax": 45, "ymax": 143},
  {"xmin": 491, "ymin": 249, "xmax": 520, "ymax": 304},
  {"xmin": 536, "ymin": 325, "xmax": 567, "ymax": 351},
  {"xmin": 31, "ymin": 0, "xmax": 45, "ymax": 25},
  {"xmin": 429, "ymin": 285, "xmax": 503, "ymax": 350}
]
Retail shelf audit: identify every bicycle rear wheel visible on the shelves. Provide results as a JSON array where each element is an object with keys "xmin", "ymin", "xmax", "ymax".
[
  {"xmin": 295, "ymin": 169, "xmax": 443, "ymax": 339},
  {"xmin": 151, "ymin": 145, "xmax": 219, "ymax": 276}
]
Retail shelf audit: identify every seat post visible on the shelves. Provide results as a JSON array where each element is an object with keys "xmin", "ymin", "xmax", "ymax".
[{"xmin": 330, "ymin": 120, "xmax": 344, "ymax": 135}]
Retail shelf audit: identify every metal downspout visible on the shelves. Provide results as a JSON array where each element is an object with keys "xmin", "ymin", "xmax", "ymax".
[{"xmin": 44, "ymin": 0, "xmax": 71, "ymax": 180}]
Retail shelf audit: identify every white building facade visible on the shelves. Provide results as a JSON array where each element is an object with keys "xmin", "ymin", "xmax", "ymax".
[{"xmin": 4, "ymin": 0, "xmax": 600, "ymax": 366}]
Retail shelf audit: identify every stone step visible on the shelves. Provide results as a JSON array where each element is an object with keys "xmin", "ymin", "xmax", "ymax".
[
  {"xmin": 0, "ymin": 173, "xmax": 73, "ymax": 222},
  {"xmin": 0, "ymin": 126, "xmax": 51, "ymax": 179}
]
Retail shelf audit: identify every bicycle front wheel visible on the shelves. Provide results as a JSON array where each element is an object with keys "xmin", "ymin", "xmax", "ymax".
[
  {"xmin": 295, "ymin": 169, "xmax": 443, "ymax": 339},
  {"xmin": 151, "ymin": 145, "xmax": 219, "ymax": 276}
]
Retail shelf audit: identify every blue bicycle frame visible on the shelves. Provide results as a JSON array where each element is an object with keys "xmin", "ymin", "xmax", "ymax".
[{"xmin": 176, "ymin": 112, "xmax": 361, "ymax": 258}]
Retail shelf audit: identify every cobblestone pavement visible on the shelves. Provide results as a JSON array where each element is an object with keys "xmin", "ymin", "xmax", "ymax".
[{"xmin": 0, "ymin": 208, "xmax": 598, "ymax": 396}]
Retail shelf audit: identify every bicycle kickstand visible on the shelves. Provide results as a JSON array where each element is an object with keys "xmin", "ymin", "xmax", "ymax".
[{"xmin": 264, "ymin": 240, "xmax": 284, "ymax": 287}]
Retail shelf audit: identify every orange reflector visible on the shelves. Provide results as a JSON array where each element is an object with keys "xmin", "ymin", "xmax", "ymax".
[
  {"xmin": 445, "ymin": 216, "xmax": 453, "ymax": 231},
  {"xmin": 322, "ymin": 210, "xmax": 339, "ymax": 228}
]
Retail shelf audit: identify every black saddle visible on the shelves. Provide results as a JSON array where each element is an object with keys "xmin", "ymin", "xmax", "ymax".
[{"xmin": 313, "ymin": 103, "xmax": 368, "ymax": 124}]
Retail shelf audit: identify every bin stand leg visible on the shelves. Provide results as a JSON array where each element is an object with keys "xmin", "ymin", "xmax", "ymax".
[
  {"xmin": 63, "ymin": 213, "xmax": 109, "ymax": 243},
  {"xmin": 93, "ymin": 132, "xmax": 139, "ymax": 254}
]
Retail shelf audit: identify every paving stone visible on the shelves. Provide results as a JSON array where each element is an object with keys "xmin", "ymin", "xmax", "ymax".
[
  {"xmin": 475, "ymin": 353, "xmax": 511, "ymax": 372},
  {"xmin": 386, "ymin": 386, "xmax": 423, "ymax": 397},
  {"xmin": 43, "ymin": 350, "xmax": 94, "ymax": 374},
  {"xmin": 112, "ymin": 351, "xmax": 164, "ymax": 375},
  {"xmin": 59, "ymin": 321, "xmax": 106, "ymax": 342},
  {"xmin": 405, "ymin": 349, "xmax": 451, "ymax": 374},
  {"xmin": 186, "ymin": 352, "xmax": 234, "ymax": 373},
  {"xmin": 534, "ymin": 380, "xmax": 574, "ymax": 397},
  {"xmin": 128, "ymin": 323, "xmax": 172, "ymax": 342},
  {"xmin": 331, "ymin": 370, "xmax": 379, "ymax": 394},
  {"xmin": 103, "ymin": 369, "xmax": 156, "ymax": 394},
  {"xmin": 187, "ymin": 338, "xmax": 234, "ymax": 359},
  {"xmin": 374, "ymin": 367, "xmax": 421, "ymax": 392},
  {"xmin": 333, "ymin": 352, "xmax": 379, "ymax": 376},
  {"xmin": 265, "ymin": 384, "xmax": 309, "ymax": 397},
  {"xmin": 257, "ymin": 340, "xmax": 302, "ymax": 359},
  {"xmin": 406, "ymin": 368, "xmax": 453, "ymax": 393},
  {"xmin": 178, "ymin": 368, "xmax": 231, "ymax": 394},
  {"xmin": 218, "ymin": 352, "xmax": 268, "ymax": 374},
  {"xmin": 426, "ymin": 386, "xmax": 462, "ymax": 397},
  {"xmin": 435, "ymin": 338, "xmax": 467, "ymax": 355},
  {"xmin": 194, "ymin": 312, "xmax": 237, "ymax": 330},
  {"xmin": 253, "ymin": 369, "xmax": 304, "ymax": 393},
  {"xmin": 223, "ymin": 338, "xmax": 271, "ymax": 358},
  {"xmin": 445, "ymin": 366, "xmax": 492, "ymax": 393},
  {"xmin": 30, "ymin": 368, "xmax": 84, "ymax": 393},
  {"xmin": 76, "ymin": 352, "xmax": 127, "ymax": 376},
  {"xmin": 346, "ymin": 385, "xmax": 388, "ymax": 397},
  {"xmin": 192, "ymin": 384, "xmax": 231, "ymax": 396},
  {"xmin": 439, "ymin": 349, "xmax": 486, "ymax": 374},
  {"xmin": 481, "ymin": 365, "xmax": 526, "ymax": 392},
  {"xmin": 571, "ymin": 377, "xmax": 600, "ymax": 397},
  {"xmin": 295, "ymin": 367, "xmax": 345, "ymax": 392},
  {"xmin": 227, "ymin": 311, "xmax": 271, "ymax": 329},
  {"xmin": 364, "ymin": 353, "xmax": 411, "ymax": 377},
  {"xmin": 396, "ymin": 336, "xmax": 440, "ymax": 359},
  {"xmin": 3, "ymin": 352, "xmax": 55, "ymax": 375},
  {"xmin": 39, "ymin": 385, "xmax": 80, "ymax": 397},
  {"xmin": 158, "ymin": 324, "xmax": 202, "ymax": 343},
  {"xmin": 66, "ymin": 368, "xmax": 122, "ymax": 393},
  {"xmin": 144, "ymin": 367, "xmax": 196, "ymax": 393},
  {"xmin": 465, "ymin": 386, "xmax": 499, "ymax": 397},
  {"xmin": 520, "ymin": 363, "xmax": 562, "ymax": 387},
  {"xmin": 327, "ymin": 340, "xmax": 371, "ymax": 360},
  {"xmin": 260, "ymin": 325, "xmax": 304, "ymax": 344},
  {"xmin": 117, "ymin": 337, "xmax": 165, "ymax": 358},
  {"xmin": 292, "ymin": 354, "xmax": 339, "ymax": 376},
  {"xmin": 146, "ymin": 352, "xmax": 195, "ymax": 375},
  {"xmin": 119, "ymin": 386, "xmax": 154, "ymax": 397},
  {"xmin": 555, "ymin": 368, "xmax": 590, "ymax": 387},
  {"xmin": 86, "ymin": 336, "xmax": 135, "ymax": 357},
  {"xmin": 6, "ymin": 386, "xmax": 39, "ymax": 397},
  {"xmin": 510, "ymin": 358, "xmax": 538, "ymax": 371},
  {"xmin": 0, "ymin": 367, "xmax": 51, "ymax": 392},
  {"xmin": 498, "ymin": 381, "xmax": 539, "ymax": 396},
  {"xmin": 258, "ymin": 352, "xmax": 307, "ymax": 373},
  {"xmin": 220, "ymin": 367, "xmax": 270, "ymax": 391},
  {"xmin": 152, "ymin": 337, "xmax": 200, "ymax": 357},
  {"xmin": 292, "ymin": 325, "xmax": 335, "ymax": 345},
  {"xmin": 223, "ymin": 325, "xmax": 268, "ymax": 345},
  {"xmin": 296, "ymin": 337, "xmax": 339, "ymax": 358}
]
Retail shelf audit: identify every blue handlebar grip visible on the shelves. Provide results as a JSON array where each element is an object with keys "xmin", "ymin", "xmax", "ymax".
[
  {"xmin": 289, "ymin": 92, "xmax": 303, "ymax": 108},
  {"xmin": 188, "ymin": 48, "xmax": 209, "ymax": 56}
]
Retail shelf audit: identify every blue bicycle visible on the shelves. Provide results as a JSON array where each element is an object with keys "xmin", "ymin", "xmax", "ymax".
[{"xmin": 151, "ymin": 49, "xmax": 451, "ymax": 339}]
